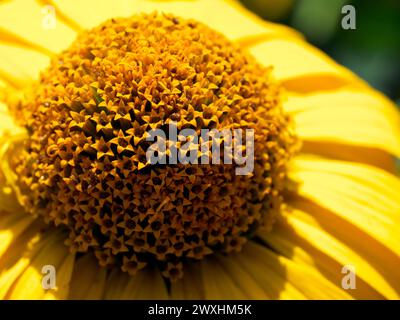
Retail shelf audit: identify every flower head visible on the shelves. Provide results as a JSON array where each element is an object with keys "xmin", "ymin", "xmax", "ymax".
[
  {"xmin": 0, "ymin": 0, "xmax": 399, "ymax": 300},
  {"xmin": 11, "ymin": 13, "xmax": 295, "ymax": 280}
]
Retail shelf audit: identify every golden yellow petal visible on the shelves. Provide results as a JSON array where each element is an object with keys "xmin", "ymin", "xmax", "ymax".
[
  {"xmin": 286, "ymin": 89, "xmax": 400, "ymax": 157},
  {"xmin": 235, "ymin": 243, "xmax": 306, "ymax": 299},
  {"xmin": 0, "ymin": 258, "xmax": 31, "ymax": 299},
  {"xmin": 43, "ymin": 252, "xmax": 75, "ymax": 300},
  {"xmin": 0, "ymin": 213, "xmax": 34, "ymax": 258},
  {"xmin": 0, "ymin": 187, "xmax": 25, "ymax": 219},
  {"xmin": 0, "ymin": 102, "xmax": 28, "ymax": 210},
  {"xmin": 0, "ymin": 229, "xmax": 53, "ymax": 299},
  {"xmin": 199, "ymin": 254, "xmax": 272, "ymax": 299},
  {"xmin": 201, "ymin": 258, "xmax": 249, "ymax": 299},
  {"xmin": 50, "ymin": 0, "xmax": 299, "ymax": 42},
  {"xmin": 287, "ymin": 196, "xmax": 400, "ymax": 295},
  {"xmin": 0, "ymin": 127, "xmax": 27, "ymax": 213},
  {"xmin": 0, "ymin": 0, "xmax": 76, "ymax": 54},
  {"xmin": 36, "ymin": 0, "xmax": 83, "ymax": 32},
  {"xmin": 242, "ymin": 241, "xmax": 352, "ymax": 299},
  {"xmin": 170, "ymin": 263, "xmax": 205, "ymax": 299},
  {"xmin": 299, "ymin": 142, "xmax": 398, "ymax": 175},
  {"xmin": 248, "ymin": 38, "xmax": 360, "ymax": 91},
  {"xmin": 49, "ymin": 0, "xmax": 138, "ymax": 30},
  {"xmin": 172, "ymin": 245, "xmax": 305, "ymax": 299},
  {"xmin": 0, "ymin": 102, "xmax": 24, "ymax": 137},
  {"xmin": 289, "ymin": 156, "xmax": 400, "ymax": 258},
  {"xmin": 259, "ymin": 211, "xmax": 399, "ymax": 299},
  {"xmin": 0, "ymin": 44, "xmax": 50, "ymax": 88},
  {"xmin": 68, "ymin": 253, "xmax": 107, "ymax": 300},
  {"xmin": 1, "ymin": 104, "xmax": 28, "ymax": 209},
  {"xmin": 104, "ymin": 268, "xmax": 168, "ymax": 300},
  {"xmin": 0, "ymin": 225, "xmax": 42, "ymax": 299},
  {"xmin": 0, "ymin": 0, "xmax": 301, "ymax": 88},
  {"xmin": 0, "ymin": 27, "xmax": 53, "ymax": 57},
  {"xmin": 0, "ymin": 78, "xmax": 6, "ymax": 94},
  {"xmin": 214, "ymin": 253, "xmax": 271, "ymax": 299},
  {"xmin": 8, "ymin": 231, "xmax": 74, "ymax": 300}
]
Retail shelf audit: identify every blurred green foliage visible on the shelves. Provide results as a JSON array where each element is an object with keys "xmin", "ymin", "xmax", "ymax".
[{"xmin": 241, "ymin": 0, "xmax": 400, "ymax": 101}]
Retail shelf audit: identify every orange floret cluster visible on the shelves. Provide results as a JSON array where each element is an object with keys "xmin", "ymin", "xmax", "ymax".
[{"xmin": 11, "ymin": 13, "xmax": 296, "ymax": 280}]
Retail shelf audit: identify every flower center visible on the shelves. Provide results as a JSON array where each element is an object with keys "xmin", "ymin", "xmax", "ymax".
[{"xmin": 12, "ymin": 13, "xmax": 296, "ymax": 280}]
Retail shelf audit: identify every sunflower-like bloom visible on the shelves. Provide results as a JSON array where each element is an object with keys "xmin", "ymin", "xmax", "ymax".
[{"xmin": 0, "ymin": 0, "xmax": 399, "ymax": 300}]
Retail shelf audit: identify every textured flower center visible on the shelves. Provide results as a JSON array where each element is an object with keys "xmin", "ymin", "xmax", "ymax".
[{"xmin": 12, "ymin": 13, "xmax": 296, "ymax": 280}]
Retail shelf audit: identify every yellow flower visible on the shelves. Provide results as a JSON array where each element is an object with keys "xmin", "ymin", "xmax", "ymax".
[{"xmin": 0, "ymin": 0, "xmax": 399, "ymax": 300}]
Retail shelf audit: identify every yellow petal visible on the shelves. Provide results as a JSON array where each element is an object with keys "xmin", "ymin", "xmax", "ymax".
[
  {"xmin": 286, "ymin": 196, "xmax": 400, "ymax": 295},
  {"xmin": 0, "ymin": 0, "xmax": 299, "ymax": 88},
  {"xmin": 0, "ymin": 257, "xmax": 32, "ymax": 299},
  {"xmin": 0, "ymin": 118, "xmax": 27, "ymax": 215},
  {"xmin": 0, "ymin": 0, "xmax": 76, "ymax": 54},
  {"xmin": 289, "ymin": 156, "xmax": 400, "ymax": 257},
  {"xmin": 248, "ymin": 38, "xmax": 360, "ymax": 91},
  {"xmin": 0, "ymin": 185, "xmax": 23, "ymax": 217},
  {"xmin": 68, "ymin": 253, "xmax": 107, "ymax": 299},
  {"xmin": 286, "ymin": 89, "xmax": 400, "ymax": 157},
  {"xmin": 0, "ymin": 213, "xmax": 34, "ymax": 258},
  {"xmin": 200, "ymin": 259, "xmax": 247, "ymax": 299},
  {"xmin": 299, "ymin": 141, "xmax": 398, "ymax": 175},
  {"xmin": 242, "ymin": 241, "xmax": 352, "ymax": 299},
  {"xmin": 43, "ymin": 251, "xmax": 75, "ymax": 300},
  {"xmin": 0, "ymin": 101, "xmax": 25, "ymax": 137},
  {"xmin": 36, "ymin": 0, "xmax": 83, "ymax": 32},
  {"xmin": 259, "ymin": 211, "xmax": 399, "ymax": 299},
  {"xmin": 235, "ymin": 242, "xmax": 306, "ymax": 299},
  {"xmin": 8, "ymin": 231, "xmax": 74, "ymax": 300},
  {"xmin": 172, "ymin": 246, "xmax": 302, "ymax": 300},
  {"xmin": 49, "ymin": 0, "xmax": 137, "ymax": 30},
  {"xmin": 104, "ymin": 268, "xmax": 168, "ymax": 299},
  {"xmin": 0, "ymin": 44, "xmax": 50, "ymax": 88},
  {"xmin": 200, "ymin": 254, "xmax": 266, "ymax": 299},
  {"xmin": 138, "ymin": 0, "xmax": 299, "ymax": 41},
  {"xmin": 170, "ymin": 263, "xmax": 205, "ymax": 299},
  {"xmin": 0, "ymin": 27, "xmax": 53, "ymax": 56},
  {"xmin": 214, "ymin": 253, "xmax": 272, "ymax": 299},
  {"xmin": 0, "ymin": 78, "xmax": 6, "ymax": 95},
  {"xmin": 0, "ymin": 103, "xmax": 28, "ymax": 209},
  {"xmin": 50, "ymin": 0, "xmax": 299, "ymax": 42},
  {"xmin": 0, "ymin": 228, "xmax": 52, "ymax": 299}
]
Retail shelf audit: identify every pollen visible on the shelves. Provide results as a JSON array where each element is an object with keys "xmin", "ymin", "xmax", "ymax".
[{"xmin": 11, "ymin": 13, "xmax": 296, "ymax": 280}]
